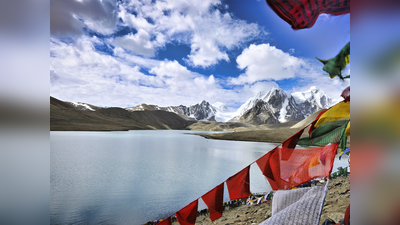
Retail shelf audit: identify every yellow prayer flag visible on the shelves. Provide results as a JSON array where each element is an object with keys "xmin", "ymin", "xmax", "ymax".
[
  {"xmin": 345, "ymin": 121, "xmax": 350, "ymax": 137},
  {"xmin": 315, "ymin": 101, "xmax": 350, "ymax": 128}
]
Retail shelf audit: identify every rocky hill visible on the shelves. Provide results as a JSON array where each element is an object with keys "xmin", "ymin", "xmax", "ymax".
[{"xmin": 50, "ymin": 96, "xmax": 194, "ymax": 131}]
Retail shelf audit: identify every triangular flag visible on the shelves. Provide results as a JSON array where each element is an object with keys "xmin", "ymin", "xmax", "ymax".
[
  {"xmin": 157, "ymin": 216, "xmax": 172, "ymax": 225},
  {"xmin": 176, "ymin": 200, "xmax": 198, "ymax": 225},
  {"xmin": 256, "ymin": 148, "xmax": 280, "ymax": 190},
  {"xmin": 282, "ymin": 128, "xmax": 304, "ymax": 149},
  {"xmin": 226, "ymin": 166, "xmax": 251, "ymax": 200},
  {"xmin": 201, "ymin": 183, "xmax": 224, "ymax": 221},
  {"xmin": 281, "ymin": 128, "xmax": 305, "ymax": 160}
]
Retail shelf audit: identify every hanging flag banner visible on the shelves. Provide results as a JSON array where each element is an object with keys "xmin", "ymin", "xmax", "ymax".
[
  {"xmin": 282, "ymin": 127, "xmax": 305, "ymax": 149},
  {"xmin": 345, "ymin": 121, "xmax": 350, "ymax": 137},
  {"xmin": 308, "ymin": 109, "xmax": 328, "ymax": 136},
  {"xmin": 281, "ymin": 127, "xmax": 305, "ymax": 160},
  {"xmin": 265, "ymin": 0, "xmax": 350, "ymax": 29},
  {"xmin": 226, "ymin": 166, "xmax": 251, "ymax": 200},
  {"xmin": 339, "ymin": 148, "xmax": 350, "ymax": 160},
  {"xmin": 297, "ymin": 119, "xmax": 349, "ymax": 147},
  {"xmin": 157, "ymin": 217, "xmax": 172, "ymax": 225},
  {"xmin": 341, "ymin": 86, "xmax": 350, "ymax": 102},
  {"xmin": 256, "ymin": 148, "xmax": 279, "ymax": 190},
  {"xmin": 201, "ymin": 183, "xmax": 224, "ymax": 221},
  {"xmin": 176, "ymin": 200, "xmax": 198, "ymax": 225},
  {"xmin": 257, "ymin": 143, "xmax": 338, "ymax": 190},
  {"xmin": 317, "ymin": 42, "xmax": 350, "ymax": 80},
  {"xmin": 314, "ymin": 101, "xmax": 350, "ymax": 128}
]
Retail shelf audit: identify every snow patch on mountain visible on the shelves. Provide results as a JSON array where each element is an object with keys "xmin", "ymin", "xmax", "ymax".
[
  {"xmin": 71, "ymin": 102, "xmax": 96, "ymax": 111},
  {"xmin": 278, "ymin": 98, "xmax": 289, "ymax": 123},
  {"xmin": 212, "ymin": 102, "xmax": 230, "ymax": 112}
]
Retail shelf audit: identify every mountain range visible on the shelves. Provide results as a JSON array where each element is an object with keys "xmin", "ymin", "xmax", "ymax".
[
  {"xmin": 50, "ymin": 86, "xmax": 333, "ymax": 130},
  {"xmin": 126, "ymin": 100, "xmax": 221, "ymax": 122},
  {"xmin": 126, "ymin": 86, "xmax": 332, "ymax": 124},
  {"xmin": 230, "ymin": 86, "xmax": 333, "ymax": 124}
]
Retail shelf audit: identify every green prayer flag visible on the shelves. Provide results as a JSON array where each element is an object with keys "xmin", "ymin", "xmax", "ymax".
[
  {"xmin": 317, "ymin": 42, "xmax": 350, "ymax": 80},
  {"xmin": 297, "ymin": 119, "xmax": 349, "ymax": 147}
]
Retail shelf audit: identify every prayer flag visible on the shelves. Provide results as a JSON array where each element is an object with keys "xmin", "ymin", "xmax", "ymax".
[
  {"xmin": 317, "ymin": 42, "xmax": 350, "ymax": 80},
  {"xmin": 298, "ymin": 119, "xmax": 349, "ymax": 147},
  {"xmin": 257, "ymin": 144, "xmax": 338, "ymax": 190},
  {"xmin": 308, "ymin": 109, "xmax": 328, "ymax": 136},
  {"xmin": 266, "ymin": 0, "xmax": 350, "ymax": 29},
  {"xmin": 257, "ymin": 148, "xmax": 280, "ymax": 190},
  {"xmin": 176, "ymin": 200, "xmax": 198, "ymax": 225},
  {"xmin": 341, "ymin": 86, "xmax": 350, "ymax": 102},
  {"xmin": 201, "ymin": 183, "xmax": 224, "ymax": 221},
  {"xmin": 281, "ymin": 128, "xmax": 305, "ymax": 160},
  {"xmin": 226, "ymin": 166, "xmax": 251, "ymax": 200},
  {"xmin": 158, "ymin": 217, "xmax": 172, "ymax": 225},
  {"xmin": 314, "ymin": 101, "xmax": 350, "ymax": 128}
]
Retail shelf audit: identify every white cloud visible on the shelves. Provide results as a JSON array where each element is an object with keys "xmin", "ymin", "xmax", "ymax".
[
  {"xmin": 230, "ymin": 44, "xmax": 303, "ymax": 84},
  {"xmin": 114, "ymin": 0, "xmax": 263, "ymax": 67},
  {"xmin": 51, "ymin": 0, "xmax": 118, "ymax": 37},
  {"xmin": 51, "ymin": 0, "xmax": 264, "ymax": 67},
  {"xmin": 286, "ymin": 60, "xmax": 350, "ymax": 103},
  {"xmin": 50, "ymin": 37, "xmax": 249, "ymax": 108},
  {"xmin": 112, "ymin": 29, "xmax": 155, "ymax": 57}
]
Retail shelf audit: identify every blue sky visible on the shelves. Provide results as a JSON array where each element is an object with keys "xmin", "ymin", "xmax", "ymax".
[{"xmin": 50, "ymin": 0, "xmax": 350, "ymax": 109}]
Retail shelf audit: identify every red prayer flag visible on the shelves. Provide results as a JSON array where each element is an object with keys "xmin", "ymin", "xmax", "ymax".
[
  {"xmin": 266, "ymin": 0, "xmax": 350, "ymax": 29},
  {"xmin": 201, "ymin": 183, "xmax": 224, "ymax": 221},
  {"xmin": 158, "ymin": 216, "xmax": 172, "ymax": 225},
  {"xmin": 282, "ymin": 128, "xmax": 305, "ymax": 149},
  {"xmin": 176, "ymin": 200, "xmax": 198, "ymax": 225},
  {"xmin": 257, "ymin": 144, "xmax": 338, "ymax": 190},
  {"xmin": 281, "ymin": 128, "xmax": 305, "ymax": 160},
  {"xmin": 226, "ymin": 166, "xmax": 251, "ymax": 200},
  {"xmin": 256, "ymin": 148, "xmax": 280, "ymax": 190},
  {"xmin": 341, "ymin": 86, "xmax": 350, "ymax": 102}
]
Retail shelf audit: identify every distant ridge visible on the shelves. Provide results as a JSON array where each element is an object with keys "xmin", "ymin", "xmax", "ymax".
[{"xmin": 50, "ymin": 96, "xmax": 194, "ymax": 131}]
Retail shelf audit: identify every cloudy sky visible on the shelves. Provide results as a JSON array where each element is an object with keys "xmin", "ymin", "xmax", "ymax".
[{"xmin": 50, "ymin": 0, "xmax": 350, "ymax": 109}]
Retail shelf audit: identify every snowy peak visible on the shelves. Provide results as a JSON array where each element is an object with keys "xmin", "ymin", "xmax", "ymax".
[
  {"xmin": 212, "ymin": 102, "xmax": 230, "ymax": 112},
  {"xmin": 188, "ymin": 100, "xmax": 216, "ymax": 121},
  {"xmin": 232, "ymin": 87, "xmax": 286, "ymax": 120},
  {"xmin": 291, "ymin": 87, "xmax": 331, "ymax": 109},
  {"xmin": 70, "ymin": 102, "xmax": 97, "ymax": 111},
  {"xmin": 125, "ymin": 100, "xmax": 220, "ymax": 121},
  {"xmin": 231, "ymin": 86, "xmax": 333, "ymax": 124}
]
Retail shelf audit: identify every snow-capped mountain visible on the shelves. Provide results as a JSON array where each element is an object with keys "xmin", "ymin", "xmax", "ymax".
[
  {"xmin": 212, "ymin": 102, "xmax": 237, "ymax": 122},
  {"xmin": 230, "ymin": 86, "xmax": 333, "ymax": 124},
  {"xmin": 69, "ymin": 102, "xmax": 100, "ymax": 111},
  {"xmin": 126, "ymin": 100, "xmax": 218, "ymax": 121},
  {"xmin": 188, "ymin": 100, "xmax": 217, "ymax": 121},
  {"xmin": 212, "ymin": 102, "xmax": 230, "ymax": 112}
]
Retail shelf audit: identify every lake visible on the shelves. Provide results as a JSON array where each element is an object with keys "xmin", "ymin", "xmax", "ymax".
[{"xmin": 50, "ymin": 130, "xmax": 349, "ymax": 225}]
